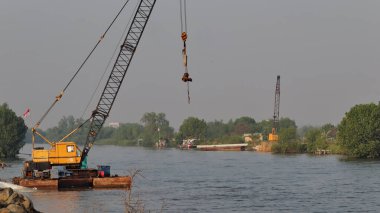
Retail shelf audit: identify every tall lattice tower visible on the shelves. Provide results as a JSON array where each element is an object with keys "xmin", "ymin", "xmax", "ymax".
[{"xmin": 269, "ymin": 75, "xmax": 280, "ymax": 142}]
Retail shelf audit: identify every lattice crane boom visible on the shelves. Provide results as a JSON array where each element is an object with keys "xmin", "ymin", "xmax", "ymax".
[
  {"xmin": 80, "ymin": 0, "xmax": 157, "ymax": 163},
  {"xmin": 268, "ymin": 75, "xmax": 280, "ymax": 142},
  {"xmin": 273, "ymin": 75, "xmax": 280, "ymax": 134}
]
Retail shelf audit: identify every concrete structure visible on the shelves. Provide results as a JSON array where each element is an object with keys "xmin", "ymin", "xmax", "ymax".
[{"xmin": 108, "ymin": 122, "xmax": 120, "ymax": 128}]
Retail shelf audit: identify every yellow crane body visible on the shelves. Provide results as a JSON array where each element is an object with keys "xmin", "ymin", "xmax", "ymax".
[
  {"xmin": 32, "ymin": 142, "xmax": 81, "ymax": 166},
  {"xmin": 268, "ymin": 128, "xmax": 279, "ymax": 142},
  {"xmin": 268, "ymin": 133, "xmax": 279, "ymax": 142}
]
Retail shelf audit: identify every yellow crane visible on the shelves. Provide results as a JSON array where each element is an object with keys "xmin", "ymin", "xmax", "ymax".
[
  {"xmin": 268, "ymin": 75, "xmax": 280, "ymax": 142},
  {"xmin": 24, "ymin": 0, "xmax": 157, "ymax": 179}
]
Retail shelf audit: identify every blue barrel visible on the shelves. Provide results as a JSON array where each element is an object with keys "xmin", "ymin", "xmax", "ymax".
[{"xmin": 97, "ymin": 165, "xmax": 111, "ymax": 177}]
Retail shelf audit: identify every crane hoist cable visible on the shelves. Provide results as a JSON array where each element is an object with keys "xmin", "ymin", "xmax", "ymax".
[
  {"xmin": 32, "ymin": 0, "xmax": 131, "ymax": 132},
  {"xmin": 180, "ymin": 0, "xmax": 191, "ymax": 104},
  {"xmin": 80, "ymin": 1, "xmax": 139, "ymax": 120}
]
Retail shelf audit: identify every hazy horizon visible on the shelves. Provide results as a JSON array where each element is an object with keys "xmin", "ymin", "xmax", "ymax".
[{"xmin": 1, "ymin": 0, "xmax": 380, "ymax": 130}]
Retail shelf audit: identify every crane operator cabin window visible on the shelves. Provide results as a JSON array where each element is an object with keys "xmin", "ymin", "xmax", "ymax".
[{"xmin": 67, "ymin": 145, "xmax": 75, "ymax": 153}]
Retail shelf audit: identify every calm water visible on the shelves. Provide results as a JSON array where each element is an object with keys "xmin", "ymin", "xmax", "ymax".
[{"xmin": 2, "ymin": 144, "xmax": 380, "ymax": 212}]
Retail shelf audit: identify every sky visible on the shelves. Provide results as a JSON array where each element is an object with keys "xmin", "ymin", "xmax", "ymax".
[{"xmin": 1, "ymin": 0, "xmax": 380, "ymax": 130}]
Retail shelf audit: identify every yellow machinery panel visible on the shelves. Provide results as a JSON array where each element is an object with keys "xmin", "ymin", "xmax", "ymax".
[
  {"xmin": 49, "ymin": 142, "xmax": 81, "ymax": 165},
  {"xmin": 32, "ymin": 149, "xmax": 49, "ymax": 163},
  {"xmin": 32, "ymin": 142, "xmax": 81, "ymax": 165},
  {"xmin": 268, "ymin": 133, "xmax": 278, "ymax": 142}
]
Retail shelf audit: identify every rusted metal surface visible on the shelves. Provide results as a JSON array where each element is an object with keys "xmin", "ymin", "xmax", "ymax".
[
  {"xmin": 93, "ymin": 176, "xmax": 131, "ymax": 189},
  {"xmin": 58, "ymin": 177, "xmax": 93, "ymax": 189},
  {"xmin": 196, "ymin": 144, "xmax": 248, "ymax": 151},
  {"xmin": 68, "ymin": 169, "xmax": 98, "ymax": 178},
  {"xmin": 15, "ymin": 178, "xmax": 58, "ymax": 189},
  {"xmin": 13, "ymin": 176, "xmax": 131, "ymax": 190}
]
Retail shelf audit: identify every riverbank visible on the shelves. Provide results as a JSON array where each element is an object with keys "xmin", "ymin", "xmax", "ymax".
[{"xmin": 0, "ymin": 188, "xmax": 39, "ymax": 212}]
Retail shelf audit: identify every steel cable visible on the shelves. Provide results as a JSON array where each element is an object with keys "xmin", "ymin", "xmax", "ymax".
[{"xmin": 34, "ymin": 0, "xmax": 131, "ymax": 129}]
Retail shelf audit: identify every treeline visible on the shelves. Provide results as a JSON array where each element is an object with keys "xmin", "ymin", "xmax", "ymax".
[
  {"xmin": 271, "ymin": 123, "xmax": 340, "ymax": 154},
  {"xmin": 272, "ymin": 103, "xmax": 380, "ymax": 159},
  {"xmin": 9, "ymin": 102, "xmax": 380, "ymax": 159},
  {"xmin": 26, "ymin": 112, "xmax": 174, "ymax": 147},
  {"xmin": 0, "ymin": 103, "xmax": 27, "ymax": 158},
  {"xmin": 26, "ymin": 113, "xmax": 299, "ymax": 148}
]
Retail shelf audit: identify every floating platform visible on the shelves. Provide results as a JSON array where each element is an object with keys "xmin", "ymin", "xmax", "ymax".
[
  {"xmin": 196, "ymin": 143, "xmax": 248, "ymax": 151},
  {"xmin": 12, "ymin": 168, "xmax": 131, "ymax": 190},
  {"xmin": 12, "ymin": 176, "xmax": 131, "ymax": 190}
]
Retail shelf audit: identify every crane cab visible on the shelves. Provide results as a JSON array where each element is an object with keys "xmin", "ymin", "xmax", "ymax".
[
  {"xmin": 32, "ymin": 142, "xmax": 81, "ymax": 166},
  {"xmin": 268, "ymin": 133, "xmax": 279, "ymax": 142},
  {"xmin": 268, "ymin": 128, "xmax": 279, "ymax": 142}
]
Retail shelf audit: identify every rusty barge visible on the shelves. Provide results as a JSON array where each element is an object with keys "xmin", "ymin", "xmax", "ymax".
[
  {"xmin": 12, "ymin": 168, "xmax": 131, "ymax": 190},
  {"xmin": 196, "ymin": 143, "xmax": 248, "ymax": 151}
]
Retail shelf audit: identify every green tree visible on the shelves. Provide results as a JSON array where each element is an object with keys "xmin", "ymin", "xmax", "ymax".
[
  {"xmin": 298, "ymin": 125, "xmax": 315, "ymax": 138},
  {"xmin": 225, "ymin": 119, "xmax": 235, "ymax": 134},
  {"xmin": 338, "ymin": 103, "xmax": 380, "ymax": 158},
  {"xmin": 216, "ymin": 135, "xmax": 244, "ymax": 144},
  {"xmin": 24, "ymin": 128, "xmax": 45, "ymax": 144},
  {"xmin": 279, "ymin": 118, "xmax": 297, "ymax": 129},
  {"xmin": 178, "ymin": 117, "xmax": 207, "ymax": 142},
  {"xmin": 256, "ymin": 117, "xmax": 296, "ymax": 137},
  {"xmin": 321, "ymin": 123, "xmax": 335, "ymax": 133},
  {"xmin": 98, "ymin": 126, "xmax": 116, "ymax": 140},
  {"xmin": 112, "ymin": 123, "xmax": 143, "ymax": 145},
  {"xmin": 70, "ymin": 117, "xmax": 90, "ymax": 144},
  {"xmin": 45, "ymin": 115, "xmax": 75, "ymax": 141},
  {"xmin": 232, "ymin": 116, "xmax": 257, "ymax": 135},
  {"xmin": 96, "ymin": 123, "xmax": 145, "ymax": 146},
  {"xmin": 44, "ymin": 115, "xmax": 89, "ymax": 144},
  {"xmin": 272, "ymin": 141, "xmax": 306, "ymax": 154},
  {"xmin": 279, "ymin": 127, "xmax": 297, "ymax": 142},
  {"xmin": 140, "ymin": 112, "xmax": 173, "ymax": 147},
  {"xmin": 256, "ymin": 120, "xmax": 272, "ymax": 135},
  {"xmin": 206, "ymin": 120, "xmax": 229, "ymax": 140},
  {"xmin": 0, "ymin": 103, "xmax": 28, "ymax": 158},
  {"xmin": 305, "ymin": 128, "xmax": 322, "ymax": 152}
]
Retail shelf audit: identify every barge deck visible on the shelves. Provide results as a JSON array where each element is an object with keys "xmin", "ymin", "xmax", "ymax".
[
  {"xmin": 12, "ymin": 176, "xmax": 131, "ymax": 190},
  {"xmin": 196, "ymin": 143, "xmax": 248, "ymax": 151}
]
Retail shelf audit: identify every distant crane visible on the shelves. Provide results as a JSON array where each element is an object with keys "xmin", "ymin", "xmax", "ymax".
[{"xmin": 268, "ymin": 75, "xmax": 280, "ymax": 142}]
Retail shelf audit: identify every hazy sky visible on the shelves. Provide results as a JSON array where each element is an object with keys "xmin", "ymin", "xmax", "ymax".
[{"xmin": 1, "ymin": 0, "xmax": 380, "ymax": 130}]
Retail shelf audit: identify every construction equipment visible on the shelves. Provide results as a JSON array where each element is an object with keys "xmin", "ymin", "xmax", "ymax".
[
  {"xmin": 23, "ymin": 0, "xmax": 157, "ymax": 180},
  {"xmin": 179, "ymin": 0, "xmax": 192, "ymax": 104},
  {"xmin": 268, "ymin": 75, "xmax": 280, "ymax": 142}
]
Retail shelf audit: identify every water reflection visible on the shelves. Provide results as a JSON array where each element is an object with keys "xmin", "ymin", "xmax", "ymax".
[{"xmin": 0, "ymin": 144, "xmax": 380, "ymax": 212}]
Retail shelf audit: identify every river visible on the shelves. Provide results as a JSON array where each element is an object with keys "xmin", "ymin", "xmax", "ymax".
[{"xmin": 1, "ymin": 144, "xmax": 380, "ymax": 212}]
